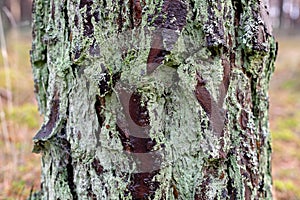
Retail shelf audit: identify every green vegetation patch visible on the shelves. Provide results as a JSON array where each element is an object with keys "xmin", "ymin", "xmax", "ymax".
[
  {"xmin": 272, "ymin": 129, "xmax": 297, "ymax": 142},
  {"xmin": 274, "ymin": 180, "xmax": 300, "ymax": 198},
  {"xmin": 272, "ymin": 111, "xmax": 300, "ymax": 143},
  {"xmin": 5, "ymin": 104, "xmax": 41, "ymax": 129}
]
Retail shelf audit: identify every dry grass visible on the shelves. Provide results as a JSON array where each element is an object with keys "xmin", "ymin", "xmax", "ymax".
[{"xmin": 0, "ymin": 28, "xmax": 299, "ymax": 199}]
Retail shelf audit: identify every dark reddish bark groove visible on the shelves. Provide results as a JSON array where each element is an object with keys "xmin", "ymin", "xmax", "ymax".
[
  {"xmin": 115, "ymin": 85, "xmax": 160, "ymax": 199},
  {"xmin": 79, "ymin": 0, "xmax": 95, "ymax": 37},
  {"xmin": 146, "ymin": 0, "xmax": 187, "ymax": 74},
  {"xmin": 104, "ymin": 2, "xmax": 188, "ymax": 197},
  {"xmin": 117, "ymin": 0, "xmax": 125, "ymax": 32},
  {"xmin": 194, "ymin": 56, "xmax": 232, "ymax": 198},
  {"xmin": 129, "ymin": 0, "xmax": 143, "ymax": 27},
  {"xmin": 65, "ymin": 141, "xmax": 78, "ymax": 200},
  {"xmin": 92, "ymin": 158, "xmax": 104, "ymax": 176},
  {"xmin": 194, "ymin": 57, "xmax": 231, "ymax": 138}
]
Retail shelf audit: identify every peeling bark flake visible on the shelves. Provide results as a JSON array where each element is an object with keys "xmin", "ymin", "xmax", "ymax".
[{"xmin": 33, "ymin": 89, "xmax": 60, "ymax": 141}]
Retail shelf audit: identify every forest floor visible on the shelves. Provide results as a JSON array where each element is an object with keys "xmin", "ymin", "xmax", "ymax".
[
  {"xmin": 270, "ymin": 35, "xmax": 300, "ymax": 200},
  {"xmin": 0, "ymin": 30, "xmax": 299, "ymax": 199},
  {"xmin": 0, "ymin": 30, "xmax": 41, "ymax": 199}
]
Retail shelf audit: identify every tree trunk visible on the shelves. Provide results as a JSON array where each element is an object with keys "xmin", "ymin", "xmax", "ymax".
[
  {"xmin": 30, "ymin": 0, "xmax": 277, "ymax": 199},
  {"xmin": 20, "ymin": 0, "xmax": 32, "ymax": 23},
  {"xmin": 278, "ymin": 0, "xmax": 284, "ymax": 28}
]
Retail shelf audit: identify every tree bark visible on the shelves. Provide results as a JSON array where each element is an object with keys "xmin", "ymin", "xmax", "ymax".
[{"xmin": 30, "ymin": 0, "xmax": 277, "ymax": 199}]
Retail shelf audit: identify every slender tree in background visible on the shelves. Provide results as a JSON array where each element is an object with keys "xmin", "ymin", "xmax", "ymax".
[
  {"xmin": 1, "ymin": 0, "xmax": 32, "ymax": 29},
  {"xmin": 30, "ymin": 0, "xmax": 277, "ymax": 199}
]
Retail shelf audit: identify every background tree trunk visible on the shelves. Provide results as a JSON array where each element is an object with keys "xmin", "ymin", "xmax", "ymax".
[{"xmin": 30, "ymin": 0, "xmax": 277, "ymax": 199}]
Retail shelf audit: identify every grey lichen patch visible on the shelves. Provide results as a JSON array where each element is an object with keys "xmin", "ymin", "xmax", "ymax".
[
  {"xmin": 35, "ymin": 133, "xmax": 76, "ymax": 199},
  {"xmin": 32, "ymin": 0, "xmax": 73, "ymax": 149},
  {"xmin": 196, "ymin": 59, "xmax": 224, "ymax": 101},
  {"xmin": 31, "ymin": 0, "xmax": 51, "ymax": 115},
  {"xmin": 237, "ymin": 1, "xmax": 271, "ymax": 54},
  {"xmin": 222, "ymin": 2, "xmax": 276, "ymax": 197},
  {"xmin": 224, "ymin": 66, "xmax": 270, "ymax": 199}
]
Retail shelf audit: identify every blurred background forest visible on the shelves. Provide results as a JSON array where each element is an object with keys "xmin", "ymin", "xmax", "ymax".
[{"xmin": 0, "ymin": 0, "xmax": 300, "ymax": 199}]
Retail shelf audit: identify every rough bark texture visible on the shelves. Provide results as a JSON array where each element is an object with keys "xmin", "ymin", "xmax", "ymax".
[{"xmin": 30, "ymin": 0, "xmax": 277, "ymax": 199}]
